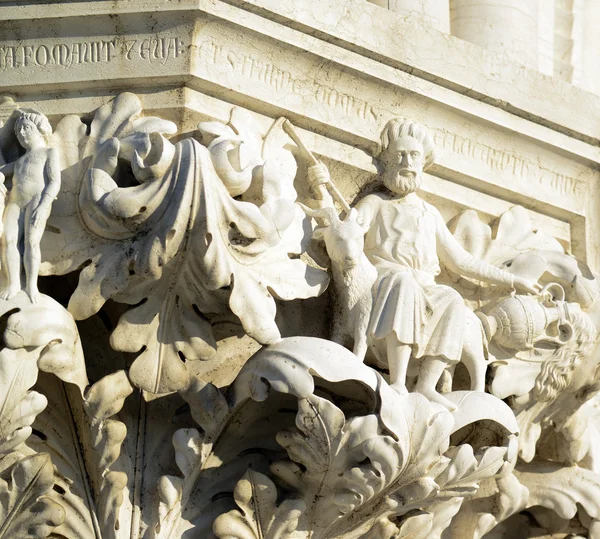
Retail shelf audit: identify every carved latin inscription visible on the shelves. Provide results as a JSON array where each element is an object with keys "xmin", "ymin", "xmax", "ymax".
[
  {"xmin": 0, "ymin": 41, "xmax": 117, "ymax": 70},
  {"xmin": 0, "ymin": 36, "xmax": 185, "ymax": 72},
  {"xmin": 434, "ymin": 129, "xmax": 584, "ymax": 198},
  {"xmin": 197, "ymin": 38, "xmax": 380, "ymax": 124}
]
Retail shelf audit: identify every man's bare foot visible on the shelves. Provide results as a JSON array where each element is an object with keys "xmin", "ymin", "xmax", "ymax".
[
  {"xmin": 417, "ymin": 386, "xmax": 457, "ymax": 412},
  {"xmin": 0, "ymin": 286, "xmax": 19, "ymax": 301}
]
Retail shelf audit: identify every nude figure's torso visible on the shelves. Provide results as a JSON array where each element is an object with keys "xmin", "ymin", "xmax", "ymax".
[{"xmin": 10, "ymin": 149, "xmax": 48, "ymax": 207}]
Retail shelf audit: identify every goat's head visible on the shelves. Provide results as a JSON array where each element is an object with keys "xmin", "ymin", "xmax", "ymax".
[{"xmin": 300, "ymin": 204, "xmax": 368, "ymax": 268}]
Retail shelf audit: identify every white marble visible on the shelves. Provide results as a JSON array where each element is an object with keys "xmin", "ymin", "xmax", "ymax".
[
  {"xmin": 0, "ymin": 110, "xmax": 59, "ymax": 302},
  {"xmin": 581, "ymin": 0, "xmax": 600, "ymax": 94},
  {"xmin": 370, "ymin": 0, "xmax": 451, "ymax": 32},
  {"xmin": 0, "ymin": 1, "xmax": 599, "ymax": 538},
  {"xmin": 450, "ymin": 0, "xmax": 539, "ymax": 68}
]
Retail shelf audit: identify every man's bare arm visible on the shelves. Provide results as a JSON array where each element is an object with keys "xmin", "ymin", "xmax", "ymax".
[
  {"xmin": 40, "ymin": 147, "xmax": 61, "ymax": 206},
  {"xmin": 436, "ymin": 212, "xmax": 539, "ymax": 293}
]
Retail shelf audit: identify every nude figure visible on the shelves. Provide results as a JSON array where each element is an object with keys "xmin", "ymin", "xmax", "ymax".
[{"xmin": 0, "ymin": 111, "xmax": 60, "ymax": 302}]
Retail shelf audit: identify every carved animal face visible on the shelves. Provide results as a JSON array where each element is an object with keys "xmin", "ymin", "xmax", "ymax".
[
  {"xmin": 534, "ymin": 305, "xmax": 598, "ymax": 402},
  {"xmin": 314, "ymin": 209, "xmax": 367, "ymax": 269}
]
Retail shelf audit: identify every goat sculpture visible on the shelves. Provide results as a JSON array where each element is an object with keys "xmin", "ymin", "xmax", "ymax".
[{"xmin": 302, "ymin": 205, "xmax": 377, "ymax": 361}]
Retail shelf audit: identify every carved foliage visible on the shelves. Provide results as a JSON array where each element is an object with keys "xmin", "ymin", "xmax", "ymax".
[
  {"xmin": 0, "ymin": 293, "xmax": 132, "ymax": 539},
  {"xmin": 1, "ymin": 95, "xmax": 598, "ymax": 539},
  {"xmin": 150, "ymin": 338, "xmax": 517, "ymax": 539},
  {"xmin": 0, "ymin": 454, "xmax": 65, "ymax": 539},
  {"xmin": 212, "ymin": 469, "xmax": 305, "ymax": 539},
  {"xmin": 447, "ymin": 206, "xmax": 600, "ymax": 538},
  {"xmin": 40, "ymin": 94, "xmax": 327, "ymax": 396}
]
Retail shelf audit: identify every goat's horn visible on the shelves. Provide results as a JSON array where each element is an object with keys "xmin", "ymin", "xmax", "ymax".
[{"xmin": 297, "ymin": 203, "xmax": 339, "ymax": 224}]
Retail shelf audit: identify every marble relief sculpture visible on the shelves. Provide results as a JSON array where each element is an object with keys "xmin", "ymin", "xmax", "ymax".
[
  {"xmin": 305, "ymin": 119, "xmax": 539, "ymax": 409},
  {"xmin": 0, "ymin": 110, "xmax": 60, "ymax": 302},
  {"xmin": 0, "ymin": 92, "xmax": 598, "ymax": 539}
]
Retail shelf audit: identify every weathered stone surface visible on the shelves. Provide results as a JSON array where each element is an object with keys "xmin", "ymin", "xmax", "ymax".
[{"xmin": 0, "ymin": 2, "xmax": 599, "ymax": 538}]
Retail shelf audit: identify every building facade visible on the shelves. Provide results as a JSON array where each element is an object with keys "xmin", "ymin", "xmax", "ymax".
[{"xmin": 1, "ymin": 1, "xmax": 599, "ymax": 538}]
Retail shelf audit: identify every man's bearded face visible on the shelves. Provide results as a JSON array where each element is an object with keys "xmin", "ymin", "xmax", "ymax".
[{"xmin": 381, "ymin": 135, "xmax": 425, "ymax": 196}]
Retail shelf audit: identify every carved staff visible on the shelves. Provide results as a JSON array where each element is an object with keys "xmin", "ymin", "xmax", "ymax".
[{"xmin": 282, "ymin": 119, "xmax": 352, "ymax": 214}]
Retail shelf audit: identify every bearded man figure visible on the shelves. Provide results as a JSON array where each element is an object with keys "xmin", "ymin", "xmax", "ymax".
[{"xmin": 308, "ymin": 119, "xmax": 540, "ymax": 409}]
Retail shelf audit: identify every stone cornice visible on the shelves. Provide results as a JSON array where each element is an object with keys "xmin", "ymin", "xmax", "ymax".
[{"xmin": 2, "ymin": 0, "xmax": 600, "ymax": 145}]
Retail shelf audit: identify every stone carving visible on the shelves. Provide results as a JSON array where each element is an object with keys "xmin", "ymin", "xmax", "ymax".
[
  {"xmin": 153, "ymin": 338, "xmax": 518, "ymax": 539},
  {"xmin": 306, "ymin": 119, "xmax": 540, "ymax": 409},
  {"xmin": 0, "ymin": 94, "xmax": 597, "ymax": 538},
  {"xmin": 443, "ymin": 205, "xmax": 600, "ymax": 538},
  {"xmin": 298, "ymin": 205, "xmax": 377, "ymax": 361},
  {"xmin": 0, "ymin": 294, "xmax": 134, "ymax": 538},
  {"xmin": 0, "ymin": 110, "xmax": 60, "ymax": 302},
  {"xmin": 38, "ymin": 94, "xmax": 328, "ymax": 395},
  {"xmin": 481, "ymin": 283, "xmax": 575, "ymax": 352}
]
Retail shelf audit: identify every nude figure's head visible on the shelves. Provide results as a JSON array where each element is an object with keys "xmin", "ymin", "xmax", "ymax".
[
  {"xmin": 379, "ymin": 119, "xmax": 435, "ymax": 196},
  {"xmin": 15, "ymin": 111, "xmax": 52, "ymax": 149}
]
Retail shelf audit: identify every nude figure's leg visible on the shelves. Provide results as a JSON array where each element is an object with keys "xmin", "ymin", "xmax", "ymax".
[
  {"xmin": 386, "ymin": 336, "xmax": 412, "ymax": 394},
  {"xmin": 415, "ymin": 357, "xmax": 457, "ymax": 411},
  {"xmin": 1, "ymin": 203, "xmax": 22, "ymax": 300},
  {"xmin": 24, "ymin": 198, "xmax": 43, "ymax": 303}
]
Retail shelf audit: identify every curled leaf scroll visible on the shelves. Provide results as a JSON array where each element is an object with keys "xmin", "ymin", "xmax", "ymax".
[{"xmin": 40, "ymin": 94, "xmax": 328, "ymax": 395}]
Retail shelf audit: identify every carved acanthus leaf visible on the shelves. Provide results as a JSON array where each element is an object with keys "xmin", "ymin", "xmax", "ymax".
[
  {"xmin": 154, "ymin": 428, "xmax": 202, "ymax": 539},
  {"xmin": 41, "ymin": 94, "xmax": 328, "ymax": 396},
  {"xmin": 0, "ymin": 346, "xmax": 43, "ymax": 456},
  {"xmin": 436, "ymin": 444, "xmax": 511, "ymax": 498},
  {"xmin": 272, "ymin": 396, "xmax": 384, "ymax": 529},
  {"xmin": 563, "ymin": 397, "xmax": 600, "ymax": 470},
  {"xmin": 0, "ymin": 290, "xmax": 134, "ymax": 538},
  {"xmin": 394, "ymin": 443, "xmax": 515, "ymax": 539},
  {"xmin": 213, "ymin": 469, "xmax": 306, "ymax": 539},
  {"xmin": 514, "ymin": 462, "xmax": 600, "ymax": 523},
  {"xmin": 24, "ymin": 370, "xmax": 133, "ymax": 539},
  {"xmin": 458, "ymin": 464, "xmax": 600, "ymax": 538},
  {"xmin": 449, "ymin": 205, "xmax": 598, "ymax": 308},
  {"xmin": 189, "ymin": 338, "xmax": 517, "ymax": 539},
  {"xmin": 0, "ymin": 294, "xmax": 87, "ymax": 455},
  {"xmin": 395, "ymin": 500, "xmax": 466, "ymax": 539},
  {"xmin": 0, "ymin": 453, "xmax": 65, "ymax": 538},
  {"xmin": 153, "ymin": 377, "xmax": 232, "ymax": 539},
  {"xmin": 84, "ymin": 371, "xmax": 134, "ymax": 537}
]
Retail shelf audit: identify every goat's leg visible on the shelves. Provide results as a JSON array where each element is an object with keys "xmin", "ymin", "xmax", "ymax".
[
  {"xmin": 330, "ymin": 291, "xmax": 347, "ymax": 345},
  {"xmin": 351, "ymin": 301, "xmax": 371, "ymax": 361},
  {"xmin": 353, "ymin": 312, "xmax": 370, "ymax": 362},
  {"xmin": 330, "ymin": 309, "xmax": 345, "ymax": 345}
]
